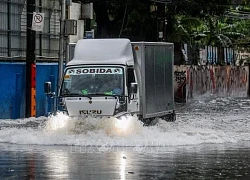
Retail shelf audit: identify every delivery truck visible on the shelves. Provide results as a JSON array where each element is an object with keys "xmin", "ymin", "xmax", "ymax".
[{"xmin": 45, "ymin": 38, "xmax": 175, "ymax": 124}]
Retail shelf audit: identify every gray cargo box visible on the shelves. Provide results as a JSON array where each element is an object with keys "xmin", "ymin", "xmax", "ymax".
[{"xmin": 132, "ymin": 42, "xmax": 174, "ymax": 119}]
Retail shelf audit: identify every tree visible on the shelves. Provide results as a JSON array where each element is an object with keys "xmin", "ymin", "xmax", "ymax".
[
  {"xmin": 164, "ymin": 0, "xmax": 231, "ymax": 64},
  {"xmin": 78, "ymin": 0, "xmax": 250, "ymax": 65},
  {"xmin": 91, "ymin": 0, "xmax": 156, "ymax": 40},
  {"xmin": 201, "ymin": 16, "xmax": 245, "ymax": 64}
]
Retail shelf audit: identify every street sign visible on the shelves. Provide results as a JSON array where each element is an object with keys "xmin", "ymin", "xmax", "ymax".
[{"xmin": 32, "ymin": 12, "xmax": 44, "ymax": 31}]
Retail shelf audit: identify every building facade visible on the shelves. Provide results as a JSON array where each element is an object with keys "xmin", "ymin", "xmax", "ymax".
[{"xmin": 0, "ymin": 0, "xmax": 61, "ymax": 61}]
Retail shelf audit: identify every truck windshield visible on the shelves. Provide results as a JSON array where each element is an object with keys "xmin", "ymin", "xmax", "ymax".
[{"xmin": 61, "ymin": 67, "xmax": 124, "ymax": 96}]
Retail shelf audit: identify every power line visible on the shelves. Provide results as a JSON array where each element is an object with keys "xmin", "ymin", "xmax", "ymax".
[{"xmin": 119, "ymin": 0, "xmax": 128, "ymax": 37}]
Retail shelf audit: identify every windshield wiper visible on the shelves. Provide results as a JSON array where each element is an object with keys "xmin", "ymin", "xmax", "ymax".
[
  {"xmin": 62, "ymin": 93, "xmax": 92, "ymax": 100},
  {"xmin": 87, "ymin": 93, "xmax": 127, "ymax": 98}
]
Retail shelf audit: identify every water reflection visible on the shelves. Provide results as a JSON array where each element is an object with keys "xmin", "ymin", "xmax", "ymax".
[
  {"xmin": 0, "ymin": 143, "xmax": 250, "ymax": 179},
  {"xmin": 44, "ymin": 150, "xmax": 69, "ymax": 179},
  {"xmin": 119, "ymin": 153, "xmax": 127, "ymax": 180}
]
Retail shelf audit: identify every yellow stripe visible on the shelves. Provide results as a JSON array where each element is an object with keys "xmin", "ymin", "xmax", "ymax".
[{"xmin": 31, "ymin": 88, "xmax": 36, "ymax": 117}]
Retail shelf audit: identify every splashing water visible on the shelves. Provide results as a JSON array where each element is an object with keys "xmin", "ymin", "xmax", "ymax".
[{"xmin": 0, "ymin": 96, "xmax": 250, "ymax": 146}]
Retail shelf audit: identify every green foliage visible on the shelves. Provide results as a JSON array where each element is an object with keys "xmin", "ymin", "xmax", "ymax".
[
  {"xmin": 166, "ymin": 0, "xmax": 231, "ymax": 17},
  {"xmin": 200, "ymin": 16, "xmax": 245, "ymax": 47},
  {"xmin": 90, "ymin": 0, "xmax": 237, "ymax": 40}
]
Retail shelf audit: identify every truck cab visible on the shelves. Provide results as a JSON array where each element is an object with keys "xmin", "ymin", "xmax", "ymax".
[{"xmin": 58, "ymin": 39, "xmax": 139, "ymax": 118}]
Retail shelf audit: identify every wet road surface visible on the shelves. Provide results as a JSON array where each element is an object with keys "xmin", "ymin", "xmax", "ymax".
[
  {"xmin": 1, "ymin": 143, "xmax": 250, "ymax": 179},
  {"xmin": 0, "ymin": 95, "xmax": 250, "ymax": 179}
]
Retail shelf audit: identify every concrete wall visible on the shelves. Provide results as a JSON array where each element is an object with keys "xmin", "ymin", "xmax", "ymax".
[
  {"xmin": 174, "ymin": 65, "xmax": 249, "ymax": 102},
  {"xmin": 0, "ymin": 63, "xmax": 249, "ymax": 119}
]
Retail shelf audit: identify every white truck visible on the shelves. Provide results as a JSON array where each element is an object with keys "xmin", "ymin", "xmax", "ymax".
[{"xmin": 45, "ymin": 39, "xmax": 175, "ymax": 124}]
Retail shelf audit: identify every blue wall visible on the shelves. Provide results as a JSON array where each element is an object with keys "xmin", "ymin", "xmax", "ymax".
[
  {"xmin": 36, "ymin": 63, "xmax": 58, "ymax": 117},
  {"xmin": 0, "ymin": 62, "xmax": 58, "ymax": 119}
]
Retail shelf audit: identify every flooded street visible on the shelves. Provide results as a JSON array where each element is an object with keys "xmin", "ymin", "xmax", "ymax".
[
  {"xmin": 1, "ymin": 143, "xmax": 250, "ymax": 179},
  {"xmin": 1, "ymin": 95, "xmax": 250, "ymax": 179}
]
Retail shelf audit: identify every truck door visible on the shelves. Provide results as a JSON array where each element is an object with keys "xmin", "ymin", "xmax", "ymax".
[{"xmin": 127, "ymin": 68, "xmax": 139, "ymax": 113}]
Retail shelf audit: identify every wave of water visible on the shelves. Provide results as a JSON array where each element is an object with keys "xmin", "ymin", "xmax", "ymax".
[{"xmin": 0, "ymin": 96, "xmax": 250, "ymax": 146}]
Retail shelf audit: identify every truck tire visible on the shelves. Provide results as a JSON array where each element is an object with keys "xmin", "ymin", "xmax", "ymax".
[
  {"xmin": 161, "ymin": 112, "xmax": 176, "ymax": 122},
  {"xmin": 142, "ymin": 118, "xmax": 158, "ymax": 126}
]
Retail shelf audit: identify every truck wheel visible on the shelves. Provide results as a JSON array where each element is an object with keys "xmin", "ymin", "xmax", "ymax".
[
  {"xmin": 141, "ymin": 118, "xmax": 158, "ymax": 126},
  {"xmin": 162, "ymin": 112, "xmax": 176, "ymax": 122}
]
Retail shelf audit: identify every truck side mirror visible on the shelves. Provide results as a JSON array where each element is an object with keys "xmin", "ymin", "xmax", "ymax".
[
  {"xmin": 130, "ymin": 83, "xmax": 138, "ymax": 94},
  {"xmin": 44, "ymin": 82, "xmax": 52, "ymax": 95}
]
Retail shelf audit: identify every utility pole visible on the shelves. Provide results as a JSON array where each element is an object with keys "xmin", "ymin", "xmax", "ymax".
[
  {"xmin": 26, "ymin": 0, "xmax": 36, "ymax": 117},
  {"xmin": 58, "ymin": 0, "xmax": 66, "ymax": 92},
  {"xmin": 157, "ymin": 2, "xmax": 166, "ymax": 42}
]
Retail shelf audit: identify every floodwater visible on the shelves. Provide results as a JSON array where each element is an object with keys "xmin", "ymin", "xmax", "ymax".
[{"xmin": 0, "ymin": 95, "xmax": 250, "ymax": 179}]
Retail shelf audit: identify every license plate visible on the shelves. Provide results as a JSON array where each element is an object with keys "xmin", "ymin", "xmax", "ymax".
[{"xmin": 79, "ymin": 110, "xmax": 102, "ymax": 115}]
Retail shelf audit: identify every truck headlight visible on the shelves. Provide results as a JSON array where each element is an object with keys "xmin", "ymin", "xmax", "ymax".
[
  {"xmin": 114, "ymin": 97, "xmax": 126, "ymax": 115},
  {"xmin": 115, "ymin": 99, "xmax": 120, "ymax": 109},
  {"xmin": 115, "ymin": 116, "xmax": 130, "ymax": 131}
]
